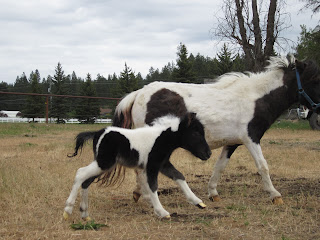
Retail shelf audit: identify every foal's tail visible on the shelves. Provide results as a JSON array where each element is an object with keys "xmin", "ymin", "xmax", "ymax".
[
  {"xmin": 68, "ymin": 131, "xmax": 96, "ymax": 158},
  {"xmin": 113, "ymin": 89, "xmax": 140, "ymax": 128}
]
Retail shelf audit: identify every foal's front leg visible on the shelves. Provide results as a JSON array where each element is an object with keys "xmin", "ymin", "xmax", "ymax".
[
  {"xmin": 160, "ymin": 160, "xmax": 206, "ymax": 208},
  {"xmin": 140, "ymin": 169, "xmax": 170, "ymax": 218}
]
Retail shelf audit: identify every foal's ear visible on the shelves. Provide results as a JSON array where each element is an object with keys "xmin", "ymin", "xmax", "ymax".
[{"xmin": 187, "ymin": 112, "xmax": 197, "ymax": 126}]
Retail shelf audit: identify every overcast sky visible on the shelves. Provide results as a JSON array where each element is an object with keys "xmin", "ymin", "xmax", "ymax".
[{"xmin": 0, "ymin": 0, "xmax": 318, "ymax": 84}]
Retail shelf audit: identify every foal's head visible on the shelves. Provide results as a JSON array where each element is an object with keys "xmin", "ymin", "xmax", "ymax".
[{"xmin": 177, "ymin": 113, "xmax": 212, "ymax": 160}]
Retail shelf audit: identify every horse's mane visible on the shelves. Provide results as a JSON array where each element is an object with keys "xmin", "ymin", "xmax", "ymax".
[{"xmin": 212, "ymin": 56, "xmax": 296, "ymax": 89}]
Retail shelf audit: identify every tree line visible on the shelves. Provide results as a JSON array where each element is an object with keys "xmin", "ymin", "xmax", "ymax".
[{"xmin": 0, "ymin": 23, "xmax": 319, "ymax": 122}]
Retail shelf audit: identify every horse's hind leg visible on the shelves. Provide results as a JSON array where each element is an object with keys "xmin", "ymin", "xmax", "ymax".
[
  {"xmin": 160, "ymin": 160, "xmax": 206, "ymax": 208},
  {"xmin": 245, "ymin": 142, "xmax": 283, "ymax": 204},
  {"xmin": 208, "ymin": 145, "xmax": 239, "ymax": 201},
  {"xmin": 63, "ymin": 161, "xmax": 103, "ymax": 220}
]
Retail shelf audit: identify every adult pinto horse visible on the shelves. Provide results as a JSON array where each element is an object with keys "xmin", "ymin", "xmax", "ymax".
[{"xmin": 113, "ymin": 56, "xmax": 320, "ymax": 205}]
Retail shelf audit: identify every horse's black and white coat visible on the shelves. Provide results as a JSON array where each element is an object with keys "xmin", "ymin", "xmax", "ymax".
[
  {"xmin": 113, "ymin": 56, "xmax": 320, "ymax": 204},
  {"xmin": 63, "ymin": 113, "xmax": 211, "ymax": 219}
]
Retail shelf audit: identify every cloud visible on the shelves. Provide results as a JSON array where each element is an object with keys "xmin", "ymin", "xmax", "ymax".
[{"xmin": 0, "ymin": 0, "xmax": 318, "ymax": 84}]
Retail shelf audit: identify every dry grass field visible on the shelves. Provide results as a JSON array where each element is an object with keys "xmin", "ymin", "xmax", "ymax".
[{"xmin": 0, "ymin": 122, "xmax": 319, "ymax": 240}]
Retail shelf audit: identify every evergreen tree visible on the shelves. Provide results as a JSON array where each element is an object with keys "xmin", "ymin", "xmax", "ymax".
[
  {"xmin": 232, "ymin": 54, "xmax": 246, "ymax": 72},
  {"xmin": 217, "ymin": 44, "xmax": 234, "ymax": 75},
  {"xmin": 21, "ymin": 70, "xmax": 44, "ymax": 121},
  {"xmin": 51, "ymin": 62, "xmax": 69, "ymax": 122},
  {"xmin": 95, "ymin": 74, "xmax": 110, "ymax": 97},
  {"xmin": 296, "ymin": 25, "xmax": 320, "ymax": 65},
  {"xmin": 117, "ymin": 63, "xmax": 138, "ymax": 96},
  {"xmin": 159, "ymin": 62, "xmax": 174, "ymax": 82},
  {"xmin": 172, "ymin": 43, "xmax": 196, "ymax": 83},
  {"xmin": 0, "ymin": 82, "xmax": 9, "ymax": 110},
  {"xmin": 75, "ymin": 73, "xmax": 100, "ymax": 123},
  {"xmin": 10, "ymin": 73, "xmax": 29, "ymax": 110}
]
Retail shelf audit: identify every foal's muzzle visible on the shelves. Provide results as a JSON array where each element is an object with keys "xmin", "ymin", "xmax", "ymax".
[{"xmin": 199, "ymin": 149, "xmax": 212, "ymax": 161}]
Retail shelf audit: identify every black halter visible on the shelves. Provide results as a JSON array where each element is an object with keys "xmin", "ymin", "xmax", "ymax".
[{"xmin": 295, "ymin": 69, "xmax": 320, "ymax": 110}]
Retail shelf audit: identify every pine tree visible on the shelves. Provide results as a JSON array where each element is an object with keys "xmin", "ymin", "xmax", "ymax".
[
  {"xmin": 117, "ymin": 63, "xmax": 138, "ymax": 96},
  {"xmin": 21, "ymin": 70, "xmax": 44, "ymax": 121},
  {"xmin": 296, "ymin": 25, "xmax": 320, "ymax": 66},
  {"xmin": 51, "ymin": 62, "xmax": 69, "ymax": 123},
  {"xmin": 75, "ymin": 73, "xmax": 100, "ymax": 123},
  {"xmin": 217, "ymin": 44, "xmax": 234, "ymax": 75},
  {"xmin": 172, "ymin": 43, "xmax": 196, "ymax": 83}
]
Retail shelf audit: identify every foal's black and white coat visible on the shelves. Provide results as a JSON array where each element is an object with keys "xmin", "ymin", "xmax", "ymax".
[
  {"xmin": 63, "ymin": 113, "xmax": 211, "ymax": 219},
  {"xmin": 113, "ymin": 56, "xmax": 320, "ymax": 204}
]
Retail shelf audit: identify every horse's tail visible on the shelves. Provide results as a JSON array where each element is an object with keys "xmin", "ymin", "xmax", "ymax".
[
  {"xmin": 113, "ymin": 89, "xmax": 140, "ymax": 128},
  {"xmin": 94, "ymin": 90, "xmax": 140, "ymax": 188},
  {"xmin": 68, "ymin": 131, "xmax": 96, "ymax": 158}
]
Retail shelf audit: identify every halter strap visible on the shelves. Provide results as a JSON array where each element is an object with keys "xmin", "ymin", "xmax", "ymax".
[{"xmin": 296, "ymin": 69, "xmax": 320, "ymax": 110}]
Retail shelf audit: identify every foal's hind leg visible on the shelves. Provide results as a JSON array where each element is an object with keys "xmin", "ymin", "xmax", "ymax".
[
  {"xmin": 79, "ymin": 176, "xmax": 99, "ymax": 221},
  {"xmin": 63, "ymin": 161, "xmax": 103, "ymax": 220},
  {"xmin": 160, "ymin": 160, "xmax": 206, "ymax": 208},
  {"xmin": 208, "ymin": 145, "xmax": 239, "ymax": 201}
]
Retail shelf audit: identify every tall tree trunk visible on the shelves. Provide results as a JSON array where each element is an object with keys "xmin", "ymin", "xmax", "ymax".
[
  {"xmin": 264, "ymin": 0, "xmax": 277, "ymax": 59},
  {"xmin": 252, "ymin": 0, "xmax": 264, "ymax": 71},
  {"xmin": 235, "ymin": 0, "xmax": 254, "ymax": 70}
]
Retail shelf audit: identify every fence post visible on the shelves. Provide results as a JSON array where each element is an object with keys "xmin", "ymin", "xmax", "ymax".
[{"xmin": 45, "ymin": 96, "xmax": 49, "ymax": 124}]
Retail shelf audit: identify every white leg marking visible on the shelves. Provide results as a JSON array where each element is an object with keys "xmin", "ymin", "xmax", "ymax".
[
  {"xmin": 176, "ymin": 179, "xmax": 204, "ymax": 206},
  {"xmin": 139, "ymin": 171, "xmax": 169, "ymax": 218},
  {"xmin": 64, "ymin": 161, "xmax": 103, "ymax": 217},
  {"xmin": 80, "ymin": 188, "xmax": 90, "ymax": 220},
  {"xmin": 246, "ymin": 142, "xmax": 281, "ymax": 199},
  {"xmin": 208, "ymin": 146, "xmax": 230, "ymax": 199}
]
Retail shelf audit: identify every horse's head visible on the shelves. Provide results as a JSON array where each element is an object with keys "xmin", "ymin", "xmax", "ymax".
[
  {"xmin": 178, "ymin": 113, "xmax": 212, "ymax": 160},
  {"xmin": 295, "ymin": 59, "xmax": 320, "ymax": 113}
]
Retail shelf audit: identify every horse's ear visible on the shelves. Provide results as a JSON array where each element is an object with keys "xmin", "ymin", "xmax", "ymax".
[
  {"xmin": 295, "ymin": 60, "xmax": 307, "ymax": 73},
  {"xmin": 187, "ymin": 112, "xmax": 197, "ymax": 126}
]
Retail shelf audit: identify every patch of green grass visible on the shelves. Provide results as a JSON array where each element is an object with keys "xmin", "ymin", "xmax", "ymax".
[
  {"xmin": 270, "ymin": 120, "xmax": 311, "ymax": 130},
  {"xmin": 70, "ymin": 220, "xmax": 108, "ymax": 230}
]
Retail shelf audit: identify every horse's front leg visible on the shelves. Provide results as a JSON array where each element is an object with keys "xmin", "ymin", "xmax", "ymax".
[
  {"xmin": 160, "ymin": 160, "xmax": 206, "ymax": 208},
  {"xmin": 245, "ymin": 141, "xmax": 283, "ymax": 204},
  {"xmin": 208, "ymin": 145, "xmax": 239, "ymax": 201},
  {"xmin": 63, "ymin": 161, "xmax": 103, "ymax": 220}
]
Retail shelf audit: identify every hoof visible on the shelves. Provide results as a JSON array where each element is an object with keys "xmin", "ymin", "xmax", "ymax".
[
  {"xmin": 162, "ymin": 215, "xmax": 171, "ymax": 219},
  {"xmin": 272, "ymin": 197, "xmax": 284, "ymax": 205},
  {"xmin": 133, "ymin": 191, "xmax": 141, "ymax": 203},
  {"xmin": 196, "ymin": 202, "xmax": 207, "ymax": 209},
  {"xmin": 63, "ymin": 211, "xmax": 69, "ymax": 220},
  {"xmin": 82, "ymin": 216, "xmax": 92, "ymax": 221},
  {"xmin": 209, "ymin": 195, "xmax": 221, "ymax": 202}
]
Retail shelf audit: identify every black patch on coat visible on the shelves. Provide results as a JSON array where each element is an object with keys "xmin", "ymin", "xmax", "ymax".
[
  {"xmin": 145, "ymin": 88, "xmax": 188, "ymax": 125},
  {"xmin": 146, "ymin": 128, "xmax": 178, "ymax": 192},
  {"xmin": 248, "ymin": 60, "xmax": 320, "ymax": 144},
  {"xmin": 226, "ymin": 145, "xmax": 240, "ymax": 159},
  {"xmin": 248, "ymin": 86, "xmax": 291, "ymax": 144},
  {"xmin": 95, "ymin": 131, "xmax": 139, "ymax": 170}
]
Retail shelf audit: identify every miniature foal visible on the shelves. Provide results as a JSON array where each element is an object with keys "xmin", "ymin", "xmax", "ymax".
[{"xmin": 63, "ymin": 113, "xmax": 211, "ymax": 219}]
